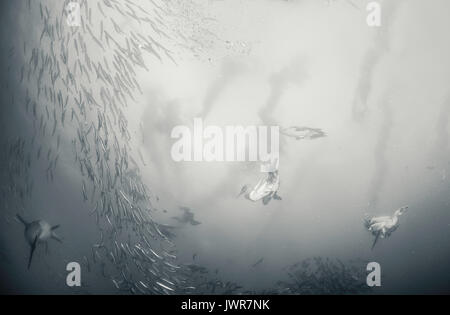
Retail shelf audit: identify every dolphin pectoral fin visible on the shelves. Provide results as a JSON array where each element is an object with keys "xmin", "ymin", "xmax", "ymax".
[
  {"xmin": 28, "ymin": 235, "xmax": 39, "ymax": 269},
  {"xmin": 51, "ymin": 225, "xmax": 60, "ymax": 230},
  {"xmin": 371, "ymin": 231, "xmax": 381, "ymax": 250},
  {"xmin": 16, "ymin": 214, "xmax": 28, "ymax": 226},
  {"xmin": 51, "ymin": 232, "xmax": 62, "ymax": 243}
]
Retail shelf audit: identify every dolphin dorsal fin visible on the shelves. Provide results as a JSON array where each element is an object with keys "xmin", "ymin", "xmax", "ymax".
[{"xmin": 16, "ymin": 214, "xmax": 28, "ymax": 226}]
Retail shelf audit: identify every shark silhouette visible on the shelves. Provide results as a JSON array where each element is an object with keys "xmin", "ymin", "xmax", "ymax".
[{"xmin": 16, "ymin": 214, "xmax": 62, "ymax": 269}]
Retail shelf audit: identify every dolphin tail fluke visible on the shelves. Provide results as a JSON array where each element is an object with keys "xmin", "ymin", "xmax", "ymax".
[
  {"xmin": 28, "ymin": 235, "xmax": 38, "ymax": 269},
  {"xmin": 51, "ymin": 232, "xmax": 62, "ymax": 243},
  {"xmin": 371, "ymin": 231, "xmax": 381, "ymax": 250},
  {"xmin": 51, "ymin": 225, "xmax": 60, "ymax": 230},
  {"xmin": 16, "ymin": 214, "xmax": 28, "ymax": 226}
]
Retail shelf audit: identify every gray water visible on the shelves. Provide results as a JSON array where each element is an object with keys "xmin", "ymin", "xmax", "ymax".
[{"xmin": 0, "ymin": 0, "xmax": 449, "ymax": 295}]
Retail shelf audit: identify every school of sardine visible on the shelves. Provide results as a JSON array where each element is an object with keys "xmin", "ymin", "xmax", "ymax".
[{"xmin": 0, "ymin": 0, "xmax": 217, "ymax": 295}]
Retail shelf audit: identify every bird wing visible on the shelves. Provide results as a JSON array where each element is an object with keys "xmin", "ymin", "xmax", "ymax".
[
  {"xmin": 371, "ymin": 231, "xmax": 381, "ymax": 250},
  {"xmin": 262, "ymin": 193, "xmax": 273, "ymax": 205},
  {"xmin": 369, "ymin": 216, "xmax": 391, "ymax": 224}
]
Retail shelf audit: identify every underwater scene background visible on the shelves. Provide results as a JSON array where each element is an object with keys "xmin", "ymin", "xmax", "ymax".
[{"xmin": 0, "ymin": 0, "xmax": 449, "ymax": 294}]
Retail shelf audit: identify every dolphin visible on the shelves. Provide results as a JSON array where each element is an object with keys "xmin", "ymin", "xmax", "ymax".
[{"xmin": 16, "ymin": 214, "xmax": 62, "ymax": 269}]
